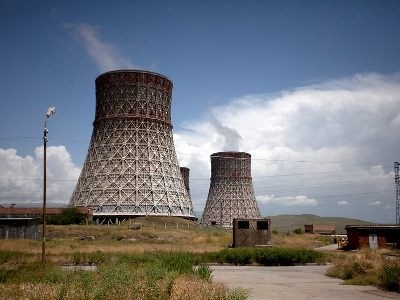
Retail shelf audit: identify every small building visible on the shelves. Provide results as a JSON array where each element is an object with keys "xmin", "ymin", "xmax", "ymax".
[
  {"xmin": 345, "ymin": 225, "xmax": 400, "ymax": 249},
  {"xmin": 0, "ymin": 218, "xmax": 40, "ymax": 239},
  {"xmin": 304, "ymin": 224, "xmax": 336, "ymax": 235},
  {"xmin": 232, "ymin": 218, "xmax": 271, "ymax": 248},
  {"xmin": 0, "ymin": 206, "xmax": 93, "ymax": 221}
]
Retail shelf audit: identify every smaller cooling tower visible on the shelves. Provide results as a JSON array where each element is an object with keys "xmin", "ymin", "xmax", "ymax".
[
  {"xmin": 180, "ymin": 167, "xmax": 190, "ymax": 197},
  {"xmin": 201, "ymin": 152, "xmax": 261, "ymax": 227}
]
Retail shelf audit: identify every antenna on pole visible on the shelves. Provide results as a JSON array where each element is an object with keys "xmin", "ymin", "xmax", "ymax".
[{"xmin": 394, "ymin": 162, "xmax": 400, "ymax": 225}]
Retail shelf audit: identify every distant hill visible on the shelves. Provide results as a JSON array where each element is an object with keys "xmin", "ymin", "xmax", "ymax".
[{"xmin": 268, "ymin": 214, "xmax": 375, "ymax": 234}]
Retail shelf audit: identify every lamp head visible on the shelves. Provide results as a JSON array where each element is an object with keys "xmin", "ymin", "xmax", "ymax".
[{"xmin": 46, "ymin": 107, "xmax": 56, "ymax": 118}]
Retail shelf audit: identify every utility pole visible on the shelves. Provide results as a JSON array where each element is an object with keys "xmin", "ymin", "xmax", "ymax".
[
  {"xmin": 394, "ymin": 162, "xmax": 400, "ymax": 225},
  {"xmin": 42, "ymin": 107, "xmax": 56, "ymax": 263}
]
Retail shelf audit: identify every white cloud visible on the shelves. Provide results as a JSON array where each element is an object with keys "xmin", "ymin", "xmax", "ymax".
[
  {"xmin": 175, "ymin": 73, "xmax": 400, "ymax": 223},
  {"xmin": 257, "ymin": 195, "xmax": 318, "ymax": 206},
  {"xmin": 66, "ymin": 23, "xmax": 135, "ymax": 72},
  {"xmin": 0, "ymin": 146, "xmax": 80, "ymax": 206},
  {"xmin": 337, "ymin": 200, "xmax": 350, "ymax": 206},
  {"xmin": 368, "ymin": 201, "xmax": 381, "ymax": 206}
]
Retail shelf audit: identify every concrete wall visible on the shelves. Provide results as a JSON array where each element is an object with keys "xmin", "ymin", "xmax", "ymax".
[{"xmin": 0, "ymin": 218, "xmax": 39, "ymax": 239}]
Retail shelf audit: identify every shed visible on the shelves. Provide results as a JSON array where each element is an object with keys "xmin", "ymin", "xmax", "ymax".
[
  {"xmin": 232, "ymin": 218, "xmax": 271, "ymax": 247},
  {"xmin": 0, "ymin": 218, "xmax": 40, "ymax": 239},
  {"xmin": 345, "ymin": 225, "xmax": 400, "ymax": 249},
  {"xmin": 304, "ymin": 224, "xmax": 336, "ymax": 235}
]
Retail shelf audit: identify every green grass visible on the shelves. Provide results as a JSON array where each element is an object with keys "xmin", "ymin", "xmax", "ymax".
[
  {"xmin": 0, "ymin": 252, "xmax": 230, "ymax": 299},
  {"xmin": 194, "ymin": 265, "xmax": 213, "ymax": 281}
]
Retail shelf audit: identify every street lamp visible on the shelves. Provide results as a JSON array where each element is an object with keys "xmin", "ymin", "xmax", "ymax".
[{"xmin": 42, "ymin": 106, "xmax": 56, "ymax": 263}]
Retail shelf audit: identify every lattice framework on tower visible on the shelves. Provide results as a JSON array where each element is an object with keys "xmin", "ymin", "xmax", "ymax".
[
  {"xmin": 69, "ymin": 70, "xmax": 195, "ymax": 219},
  {"xmin": 202, "ymin": 152, "xmax": 261, "ymax": 227}
]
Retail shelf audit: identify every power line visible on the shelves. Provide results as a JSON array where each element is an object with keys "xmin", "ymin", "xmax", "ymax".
[
  {"xmin": 0, "ymin": 137, "xmax": 40, "ymax": 141},
  {"xmin": 0, "ymin": 164, "xmax": 394, "ymax": 183},
  {"xmin": 252, "ymin": 164, "xmax": 394, "ymax": 179},
  {"xmin": 0, "ymin": 177, "xmax": 77, "ymax": 181},
  {"xmin": 311, "ymin": 189, "xmax": 395, "ymax": 199},
  {"xmin": 177, "ymin": 152, "xmax": 341, "ymax": 164}
]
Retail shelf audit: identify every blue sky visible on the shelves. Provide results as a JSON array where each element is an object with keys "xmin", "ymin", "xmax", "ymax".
[{"xmin": 1, "ymin": 0, "xmax": 400, "ymax": 223}]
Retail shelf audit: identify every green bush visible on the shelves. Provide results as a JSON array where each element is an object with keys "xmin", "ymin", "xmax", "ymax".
[
  {"xmin": 88, "ymin": 250, "xmax": 106, "ymax": 264},
  {"xmin": 379, "ymin": 261, "xmax": 400, "ymax": 292},
  {"xmin": 195, "ymin": 265, "xmax": 213, "ymax": 281},
  {"xmin": 47, "ymin": 207, "xmax": 85, "ymax": 225},
  {"xmin": 219, "ymin": 248, "xmax": 253, "ymax": 266},
  {"xmin": 72, "ymin": 251, "xmax": 85, "ymax": 264},
  {"xmin": 199, "ymin": 247, "xmax": 323, "ymax": 266},
  {"xmin": 157, "ymin": 252, "xmax": 194, "ymax": 274},
  {"xmin": 293, "ymin": 227, "xmax": 303, "ymax": 235}
]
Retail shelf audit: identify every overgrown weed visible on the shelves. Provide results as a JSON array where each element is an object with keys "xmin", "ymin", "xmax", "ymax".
[
  {"xmin": 0, "ymin": 251, "xmax": 253, "ymax": 299},
  {"xmin": 327, "ymin": 249, "xmax": 400, "ymax": 293}
]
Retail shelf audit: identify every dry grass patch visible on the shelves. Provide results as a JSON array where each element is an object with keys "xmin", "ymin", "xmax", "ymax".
[
  {"xmin": 272, "ymin": 233, "xmax": 333, "ymax": 248},
  {"xmin": 170, "ymin": 275, "xmax": 228, "ymax": 300},
  {"xmin": 0, "ymin": 219, "xmax": 233, "ymax": 263},
  {"xmin": 0, "ymin": 283, "xmax": 59, "ymax": 300},
  {"xmin": 170, "ymin": 275, "xmax": 249, "ymax": 300},
  {"xmin": 327, "ymin": 248, "xmax": 400, "ymax": 292}
]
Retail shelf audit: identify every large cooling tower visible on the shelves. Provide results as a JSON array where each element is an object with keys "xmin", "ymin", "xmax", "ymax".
[
  {"xmin": 201, "ymin": 152, "xmax": 261, "ymax": 227},
  {"xmin": 70, "ymin": 70, "xmax": 195, "ymax": 220}
]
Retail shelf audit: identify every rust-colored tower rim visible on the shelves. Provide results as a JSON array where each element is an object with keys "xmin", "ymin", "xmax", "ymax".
[
  {"xmin": 97, "ymin": 69, "xmax": 172, "ymax": 82},
  {"xmin": 211, "ymin": 152, "xmax": 251, "ymax": 159},
  {"xmin": 94, "ymin": 69, "xmax": 173, "ymax": 128},
  {"xmin": 210, "ymin": 151, "xmax": 252, "ymax": 179}
]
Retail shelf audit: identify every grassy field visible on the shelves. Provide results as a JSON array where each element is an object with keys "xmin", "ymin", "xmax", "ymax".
[
  {"xmin": 0, "ymin": 216, "xmax": 231, "ymax": 260},
  {"xmin": 0, "ymin": 216, "xmax": 327, "ymax": 299},
  {"xmin": 0, "ymin": 216, "xmax": 398, "ymax": 298},
  {"xmin": 0, "ymin": 216, "xmax": 335, "ymax": 263}
]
